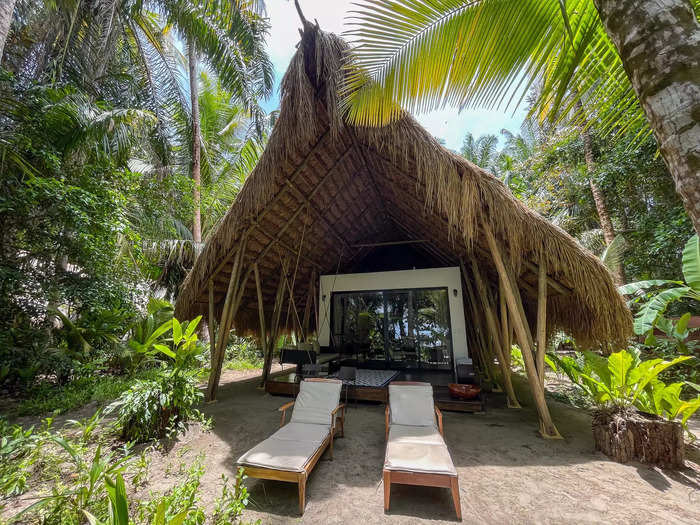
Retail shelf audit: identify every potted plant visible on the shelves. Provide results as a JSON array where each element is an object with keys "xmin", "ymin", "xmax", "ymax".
[{"xmin": 551, "ymin": 348, "xmax": 699, "ymax": 467}]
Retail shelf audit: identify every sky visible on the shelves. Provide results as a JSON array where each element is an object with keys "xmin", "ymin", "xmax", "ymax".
[{"xmin": 261, "ymin": 0, "xmax": 527, "ymax": 152}]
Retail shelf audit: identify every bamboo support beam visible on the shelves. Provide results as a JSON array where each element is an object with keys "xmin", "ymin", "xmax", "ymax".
[
  {"xmin": 499, "ymin": 279, "xmax": 511, "ymax": 370},
  {"xmin": 483, "ymin": 222, "xmax": 561, "ymax": 439},
  {"xmin": 466, "ymin": 259, "xmax": 521, "ymax": 408},
  {"xmin": 206, "ymin": 238, "xmax": 247, "ymax": 401},
  {"xmin": 262, "ymin": 260, "xmax": 288, "ymax": 386},
  {"xmin": 536, "ymin": 258, "xmax": 548, "ymax": 387},
  {"xmin": 254, "ymin": 264, "xmax": 267, "ymax": 359},
  {"xmin": 208, "ymin": 280, "xmax": 217, "ymax": 371},
  {"xmin": 460, "ymin": 267, "xmax": 494, "ymax": 382}
]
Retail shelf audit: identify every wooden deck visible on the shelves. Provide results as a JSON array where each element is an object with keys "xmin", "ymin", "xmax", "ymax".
[{"xmin": 265, "ymin": 369, "xmax": 486, "ymax": 412}]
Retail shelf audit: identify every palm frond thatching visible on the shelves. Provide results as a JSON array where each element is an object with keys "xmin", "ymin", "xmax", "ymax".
[{"xmin": 174, "ymin": 26, "xmax": 632, "ymax": 349}]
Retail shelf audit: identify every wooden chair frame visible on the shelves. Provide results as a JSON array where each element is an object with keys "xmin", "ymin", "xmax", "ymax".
[
  {"xmin": 237, "ymin": 379, "xmax": 346, "ymax": 515},
  {"xmin": 383, "ymin": 382, "xmax": 461, "ymax": 520}
]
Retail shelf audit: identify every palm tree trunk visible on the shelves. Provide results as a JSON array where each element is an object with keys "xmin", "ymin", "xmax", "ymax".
[
  {"xmin": 0, "ymin": 0, "xmax": 16, "ymax": 60},
  {"xmin": 188, "ymin": 42, "xmax": 202, "ymax": 244},
  {"xmin": 577, "ymin": 103, "xmax": 625, "ymax": 285},
  {"xmin": 594, "ymin": 0, "xmax": 700, "ymax": 235}
]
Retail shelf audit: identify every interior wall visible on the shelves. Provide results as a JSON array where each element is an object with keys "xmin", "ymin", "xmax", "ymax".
[{"xmin": 318, "ymin": 267, "xmax": 470, "ymax": 364}]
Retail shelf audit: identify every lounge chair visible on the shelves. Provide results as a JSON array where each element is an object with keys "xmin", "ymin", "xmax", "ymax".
[
  {"xmin": 383, "ymin": 381, "xmax": 461, "ymax": 520},
  {"xmin": 237, "ymin": 378, "xmax": 345, "ymax": 515}
]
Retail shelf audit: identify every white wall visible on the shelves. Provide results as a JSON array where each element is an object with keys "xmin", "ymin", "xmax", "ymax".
[{"xmin": 318, "ymin": 267, "xmax": 470, "ymax": 364}]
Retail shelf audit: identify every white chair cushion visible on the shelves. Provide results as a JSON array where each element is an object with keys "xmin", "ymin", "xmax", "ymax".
[
  {"xmin": 291, "ymin": 379, "xmax": 342, "ymax": 426},
  {"xmin": 384, "ymin": 424, "xmax": 457, "ymax": 476},
  {"xmin": 388, "ymin": 383, "xmax": 436, "ymax": 427},
  {"xmin": 237, "ymin": 422, "xmax": 330, "ymax": 472}
]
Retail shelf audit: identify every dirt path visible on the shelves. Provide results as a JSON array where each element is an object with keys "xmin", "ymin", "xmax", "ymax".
[
  {"xmin": 5, "ymin": 369, "xmax": 699, "ymax": 524},
  {"xmin": 145, "ymin": 374, "xmax": 700, "ymax": 524}
]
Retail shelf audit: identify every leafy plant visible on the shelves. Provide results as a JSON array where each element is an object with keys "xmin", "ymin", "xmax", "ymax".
[
  {"xmin": 212, "ymin": 470, "xmax": 259, "ymax": 525},
  {"xmin": 550, "ymin": 348, "xmax": 700, "ymax": 436},
  {"xmin": 138, "ymin": 455, "xmax": 206, "ymax": 525},
  {"xmin": 619, "ymin": 234, "xmax": 700, "ymax": 336},
  {"xmin": 12, "ymin": 435, "xmax": 132, "ymax": 524},
  {"xmin": 109, "ymin": 316, "xmax": 207, "ymax": 442},
  {"xmin": 224, "ymin": 337, "xmax": 264, "ymax": 371}
]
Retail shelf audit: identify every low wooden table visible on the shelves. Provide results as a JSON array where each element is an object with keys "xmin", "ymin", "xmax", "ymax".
[{"xmin": 434, "ymin": 386, "xmax": 486, "ymax": 413}]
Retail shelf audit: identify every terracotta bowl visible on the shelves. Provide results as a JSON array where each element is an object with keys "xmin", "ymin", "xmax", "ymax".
[{"xmin": 448, "ymin": 383, "xmax": 481, "ymax": 400}]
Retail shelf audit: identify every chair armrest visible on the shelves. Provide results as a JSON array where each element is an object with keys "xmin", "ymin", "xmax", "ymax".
[
  {"xmin": 435, "ymin": 405, "xmax": 444, "ymax": 436},
  {"xmin": 278, "ymin": 401, "xmax": 295, "ymax": 412},
  {"xmin": 330, "ymin": 403, "xmax": 345, "ymax": 432},
  {"xmin": 385, "ymin": 404, "xmax": 390, "ymax": 441},
  {"xmin": 278, "ymin": 400, "xmax": 295, "ymax": 428}
]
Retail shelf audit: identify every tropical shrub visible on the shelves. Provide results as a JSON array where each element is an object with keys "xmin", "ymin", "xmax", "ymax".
[
  {"xmin": 109, "ymin": 316, "xmax": 207, "ymax": 442},
  {"xmin": 619, "ymin": 234, "xmax": 700, "ymax": 337},
  {"xmin": 550, "ymin": 348, "xmax": 700, "ymax": 436},
  {"xmin": 224, "ymin": 337, "xmax": 264, "ymax": 371}
]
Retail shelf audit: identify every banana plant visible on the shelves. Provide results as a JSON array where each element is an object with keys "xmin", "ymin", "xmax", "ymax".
[{"xmin": 618, "ymin": 234, "xmax": 700, "ymax": 336}]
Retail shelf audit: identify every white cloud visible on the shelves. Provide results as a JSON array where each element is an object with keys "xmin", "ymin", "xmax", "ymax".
[{"xmin": 263, "ymin": 0, "xmax": 525, "ymax": 151}]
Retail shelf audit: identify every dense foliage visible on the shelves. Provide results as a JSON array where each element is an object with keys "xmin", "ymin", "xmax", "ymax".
[{"xmin": 0, "ymin": 0, "xmax": 271, "ymax": 397}]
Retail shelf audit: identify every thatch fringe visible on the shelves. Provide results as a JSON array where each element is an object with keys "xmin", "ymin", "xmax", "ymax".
[{"xmin": 175, "ymin": 26, "xmax": 632, "ymax": 349}]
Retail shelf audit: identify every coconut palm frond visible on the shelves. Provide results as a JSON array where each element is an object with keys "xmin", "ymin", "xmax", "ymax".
[
  {"xmin": 600, "ymin": 234, "xmax": 627, "ymax": 272},
  {"xmin": 343, "ymin": 0, "xmax": 661, "ymax": 147}
]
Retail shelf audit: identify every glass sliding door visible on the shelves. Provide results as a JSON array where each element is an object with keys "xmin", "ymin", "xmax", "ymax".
[
  {"xmin": 331, "ymin": 292, "xmax": 385, "ymax": 361},
  {"xmin": 331, "ymin": 287, "xmax": 452, "ymax": 370}
]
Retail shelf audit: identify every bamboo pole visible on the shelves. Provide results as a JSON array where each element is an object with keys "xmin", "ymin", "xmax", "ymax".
[
  {"xmin": 468, "ymin": 258, "xmax": 521, "ymax": 408},
  {"xmin": 261, "ymin": 260, "xmax": 288, "ymax": 386},
  {"xmin": 254, "ymin": 264, "xmax": 267, "ymax": 362},
  {"xmin": 462, "ymin": 275, "xmax": 494, "ymax": 382},
  {"xmin": 483, "ymin": 223, "xmax": 562, "ymax": 438},
  {"xmin": 206, "ymin": 239, "xmax": 245, "ymax": 402},
  {"xmin": 499, "ymin": 279, "xmax": 511, "ymax": 370},
  {"xmin": 208, "ymin": 280, "xmax": 217, "ymax": 371},
  {"xmin": 302, "ymin": 270, "xmax": 315, "ymax": 340},
  {"xmin": 537, "ymin": 258, "xmax": 548, "ymax": 387}
]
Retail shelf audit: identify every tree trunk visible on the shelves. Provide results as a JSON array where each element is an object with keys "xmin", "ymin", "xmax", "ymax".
[
  {"xmin": 594, "ymin": 0, "xmax": 700, "ymax": 235},
  {"xmin": 188, "ymin": 42, "xmax": 202, "ymax": 244},
  {"xmin": 581, "ymin": 124, "xmax": 626, "ymax": 284},
  {"xmin": 0, "ymin": 0, "xmax": 16, "ymax": 61}
]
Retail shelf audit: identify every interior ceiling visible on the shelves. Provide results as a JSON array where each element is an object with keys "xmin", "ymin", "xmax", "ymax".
[{"xmin": 201, "ymin": 121, "xmax": 546, "ymax": 324}]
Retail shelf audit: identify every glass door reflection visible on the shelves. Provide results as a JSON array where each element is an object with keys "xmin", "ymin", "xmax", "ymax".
[{"xmin": 331, "ymin": 287, "xmax": 452, "ymax": 370}]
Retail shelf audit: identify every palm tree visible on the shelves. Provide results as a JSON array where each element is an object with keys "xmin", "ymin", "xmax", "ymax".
[
  {"xmin": 188, "ymin": 43, "xmax": 203, "ymax": 244},
  {"xmin": 460, "ymin": 132, "xmax": 500, "ymax": 173},
  {"xmin": 344, "ymin": 0, "xmax": 700, "ymax": 235},
  {"xmin": 592, "ymin": 0, "xmax": 700, "ymax": 236},
  {"xmin": 0, "ymin": 0, "xmax": 15, "ymax": 59}
]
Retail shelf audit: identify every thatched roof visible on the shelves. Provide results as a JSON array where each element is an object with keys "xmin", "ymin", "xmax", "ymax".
[{"xmin": 175, "ymin": 25, "xmax": 632, "ymax": 349}]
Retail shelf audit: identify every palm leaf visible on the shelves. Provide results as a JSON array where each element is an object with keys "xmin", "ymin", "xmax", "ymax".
[{"xmin": 682, "ymin": 234, "xmax": 700, "ymax": 291}]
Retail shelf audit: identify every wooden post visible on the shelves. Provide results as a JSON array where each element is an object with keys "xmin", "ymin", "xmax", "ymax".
[
  {"xmin": 208, "ymin": 280, "xmax": 217, "ymax": 371},
  {"xmin": 468, "ymin": 258, "xmax": 521, "ymax": 409},
  {"xmin": 261, "ymin": 260, "xmax": 288, "ymax": 387},
  {"xmin": 460, "ymin": 262, "xmax": 492, "ymax": 380},
  {"xmin": 499, "ymin": 279, "xmax": 511, "ymax": 370},
  {"xmin": 254, "ymin": 264, "xmax": 267, "ymax": 358},
  {"xmin": 206, "ymin": 236, "xmax": 247, "ymax": 402},
  {"xmin": 302, "ymin": 270, "xmax": 315, "ymax": 340},
  {"xmin": 536, "ymin": 258, "xmax": 548, "ymax": 387},
  {"xmin": 483, "ymin": 223, "xmax": 562, "ymax": 439}
]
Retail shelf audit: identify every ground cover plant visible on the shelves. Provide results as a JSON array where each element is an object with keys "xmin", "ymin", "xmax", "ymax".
[{"xmin": 0, "ymin": 414, "xmax": 253, "ymax": 524}]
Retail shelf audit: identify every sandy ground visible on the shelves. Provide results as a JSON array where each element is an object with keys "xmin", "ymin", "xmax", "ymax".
[
  {"xmin": 5, "ymin": 367, "xmax": 700, "ymax": 524},
  {"xmin": 142, "ymin": 372, "xmax": 700, "ymax": 525}
]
